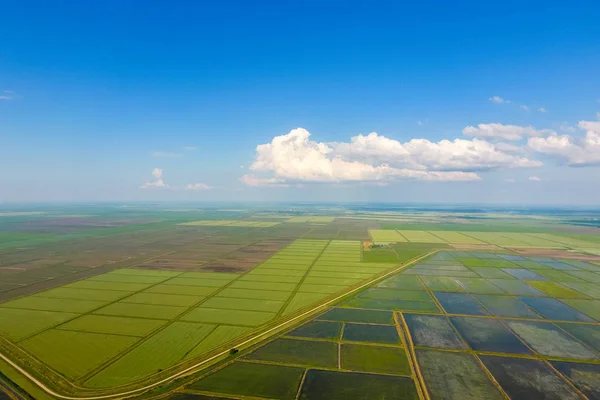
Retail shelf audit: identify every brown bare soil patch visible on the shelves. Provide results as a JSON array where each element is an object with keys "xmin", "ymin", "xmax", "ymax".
[{"xmin": 198, "ymin": 261, "xmax": 254, "ymax": 273}]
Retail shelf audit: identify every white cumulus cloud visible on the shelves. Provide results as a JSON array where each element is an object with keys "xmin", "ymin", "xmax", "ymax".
[
  {"xmin": 463, "ymin": 123, "xmax": 554, "ymax": 141},
  {"xmin": 140, "ymin": 168, "xmax": 169, "ymax": 189},
  {"xmin": 185, "ymin": 183, "xmax": 212, "ymax": 190},
  {"xmin": 528, "ymin": 121, "xmax": 600, "ymax": 166},
  {"xmin": 489, "ymin": 96, "xmax": 508, "ymax": 104},
  {"xmin": 242, "ymin": 128, "xmax": 542, "ymax": 186}
]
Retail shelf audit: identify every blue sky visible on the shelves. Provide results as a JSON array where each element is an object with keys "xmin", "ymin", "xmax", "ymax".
[{"xmin": 1, "ymin": 1, "xmax": 600, "ymax": 204}]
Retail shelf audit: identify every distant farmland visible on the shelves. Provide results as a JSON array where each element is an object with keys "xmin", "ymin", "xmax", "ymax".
[{"xmin": 1, "ymin": 207, "xmax": 600, "ymax": 399}]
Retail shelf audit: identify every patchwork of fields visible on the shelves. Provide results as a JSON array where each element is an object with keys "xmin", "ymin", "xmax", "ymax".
[
  {"xmin": 369, "ymin": 229, "xmax": 600, "ymax": 251},
  {"xmin": 0, "ymin": 239, "xmax": 405, "ymax": 390},
  {"xmin": 179, "ymin": 220, "xmax": 281, "ymax": 227},
  {"xmin": 3, "ymin": 208, "xmax": 600, "ymax": 399},
  {"xmin": 180, "ymin": 251, "xmax": 600, "ymax": 399}
]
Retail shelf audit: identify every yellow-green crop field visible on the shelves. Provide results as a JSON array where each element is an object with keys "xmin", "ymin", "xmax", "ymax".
[
  {"xmin": 370, "ymin": 229, "xmax": 600, "ymax": 250},
  {"xmin": 0, "ymin": 238, "xmax": 403, "ymax": 391}
]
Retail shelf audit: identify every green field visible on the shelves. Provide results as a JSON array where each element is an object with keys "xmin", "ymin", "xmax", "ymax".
[{"xmin": 1, "ymin": 205, "xmax": 600, "ymax": 399}]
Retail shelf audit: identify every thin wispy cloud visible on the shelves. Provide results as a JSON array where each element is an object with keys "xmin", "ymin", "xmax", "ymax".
[
  {"xmin": 185, "ymin": 183, "xmax": 212, "ymax": 190},
  {"xmin": 0, "ymin": 90, "xmax": 13, "ymax": 100},
  {"xmin": 528, "ymin": 176, "xmax": 542, "ymax": 181},
  {"xmin": 559, "ymin": 123, "xmax": 577, "ymax": 133},
  {"xmin": 538, "ymin": 107, "xmax": 548, "ymax": 113},
  {"xmin": 520, "ymin": 104, "xmax": 530, "ymax": 112}
]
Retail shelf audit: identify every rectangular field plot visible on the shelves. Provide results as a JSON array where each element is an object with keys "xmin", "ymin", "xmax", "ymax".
[
  {"xmin": 359, "ymin": 288, "xmax": 432, "ymax": 302},
  {"xmin": 142, "ymin": 284, "xmax": 219, "ymax": 297},
  {"xmin": 58, "ymin": 315, "xmax": 167, "ymax": 337},
  {"xmin": 297, "ymin": 283, "xmax": 347, "ymax": 294},
  {"xmin": 568, "ymin": 271, "xmax": 600, "ymax": 283},
  {"xmin": 318, "ymin": 308, "xmax": 394, "ymax": 324},
  {"xmin": 21, "ymin": 330, "xmax": 138, "ymax": 380},
  {"xmin": 556, "ymin": 323, "xmax": 600, "ymax": 352},
  {"xmin": 528, "ymin": 233, "xmax": 600, "ymax": 249},
  {"xmin": 469, "ymin": 267, "xmax": 516, "ymax": 279},
  {"xmin": 342, "ymin": 323, "xmax": 400, "ymax": 344},
  {"xmin": 518, "ymin": 297, "xmax": 594, "ymax": 322},
  {"xmin": 33, "ymin": 287, "xmax": 130, "ymax": 302},
  {"xmin": 488, "ymin": 279, "xmax": 545, "ymax": 296},
  {"xmin": 340, "ymin": 343, "xmax": 410, "ymax": 375},
  {"xmin": 239, "ymin": 274, "xmax": 302, "ymax": 284},
  {"xmin": 88, "ymin": 274, "xmax": 170, "ymax": 285},
  {"xmin": 428, "ymin": 231, "xmax": 485, "ymax": 244},
  {"xmin": 110, "ymin": 268, "xmax": 181, "ymax": 278},
  {"xmin": 417, "ymin": 350, "xmax": 504, "ymax": 400},
  {"xmin": 121, "ymin": 293, "xmax": 203, "ymax": 307},
  {"xmin": 560, "ymin": 299, "xmax": 600, "ymax": 321},
  {"xmin": 473, "ymin": 295, "xmax": 542, "ymax": 319},
  {"xmin": 563, "ymin": 282, "xmax": 600, "ymax": 299},
  {"xmin": 229, "ymin": 280, "xmax": 296, "ymax": 291},
  {"xmin": 0, "ymin": 308, "xmax": 79, "ymax": 341},
  {"xmin": 86, "ymin": 322, "xmax": 215, "ymax": 387},
  {"xmin": 377, "ymin": 275, "xmax": 424, "ymax": 290},
  {"xmin": 163, "ymin": 278, "xmax": 231, "ymax": 288},
  {"xmin": 369, "ymin": 230, "xmax": 407, "ymax": 243},
  {"xmin": 201, "ymin": 297, "xmax": 284, "ymax": 313},
  {"xmin": 245, "ymin": 338, "xmax": 338, "ymax": 368},
  {"xmin": 1, "ymin": 297, "xmax": 106, "ymax": 314},
  {"xmin": 245, "ymin": 268, "xmax": 306, "ymax": 277},
  {"xmin": 218, "ymin": 287, "xmax": 291, "ymax": 301},
  {"xmin": 287, "ymin": 321, "xmax": 343, "ymax": 340},
  {"xmin": 64, "ymin": 280, "xmax": 152, "ymax": 292},
  {"xmin": 397, "ymin": 230, "xmax": 447, "ymax": 243},
  {"xmin": 506, "ymin": 320, "xmax": 598, "ymax": 359},
  {"xmin": 343, "ymin": 296, "xmax": 440, "ymax": 312},
  {"xmin": 94, "ymin": 302, "xmax": 187, "ymax": 320},
  {"xmin": 403, "ymin": 313, "xmax": 466, "ymax": 350},
  {"xmin": 298, "ymin": 369, "xmax": 419, "ymax": 400},
  {"xmin": 500, "ymin": 268, "xmax": 548, "ymax": 280},
  {"xmin": 181, "ymin": 308, "xmax": 275, "ymax": 326},
  {"xmin": 450, "ymin": 316, "xmax": 532, "ymax": 354},
  {"xmin": 189, "ymin": 362, "xmax": 304, "ymax": 400},
  {"xmin": 421, "ymin": 276, "xmax": 464, "ymax": 292},
  {"xmin": 185, "ymin": 325, "xmax": 251, "ymax": 359},
  {"xmin": 454, "ymin": 278, "xmax": 505, "ymax": 294},
  {"xmin": 434, "ymin": 292, "xmax": 490, "ymax": 316},
  {"xmin": 177, "ymin": 272, "xmax": 240, "ymax": 281},
  {"xmin": 552, "ymin": 361, "xmax": 600, "ymax": 400},
  {"xmin": 525, "ymin": 281, "xmax": 590, "ymax": 299},
  {"xmin": 480, "ymin": 356, "xmax": 582, "ymax": 400},
  {"xmin": 533, "ymin": 269, "xmax": 583, "ymax": 282}
]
